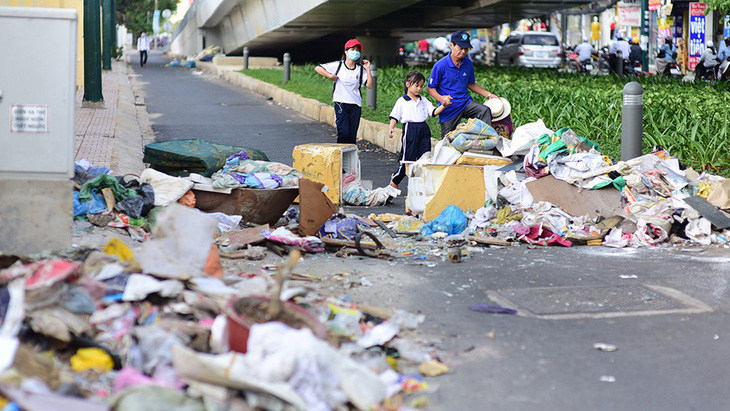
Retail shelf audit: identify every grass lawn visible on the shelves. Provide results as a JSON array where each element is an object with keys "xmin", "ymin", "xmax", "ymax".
[{"xmin": 242, "ymin": 64, "xmax": 730, "ymax": 175}]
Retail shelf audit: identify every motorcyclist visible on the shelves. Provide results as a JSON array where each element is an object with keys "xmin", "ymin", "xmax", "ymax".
[
  {"xmin": 574, "ymin": 38, "xmax": 594, "ymax": 68},
  {"xmin": 628, "ymin": 37, "xmax": 643, "ymax": 66},
  {"xmin": 656, "ymin": 37, "xmax": 677, "ymax": 74},
  {"xmin": 696, "ymin": 41, "xmax": 719, "ymax": 80},
  {"xmin": 608, "ymin": 32, "xmax": 630, "ymax": 72},
  {"xmin": 718, "ymin": 37, "xmax": 730, "ymax": 62}
]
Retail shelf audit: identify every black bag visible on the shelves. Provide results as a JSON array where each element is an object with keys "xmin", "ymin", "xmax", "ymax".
[{"xmin": 657, "ymin": 50, "xmax": 666, "ymax": 59}]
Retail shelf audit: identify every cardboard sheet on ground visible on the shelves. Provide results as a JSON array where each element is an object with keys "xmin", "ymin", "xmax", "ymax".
[
  {"xmin": 683, "ymin": 195, "xmax": 730, "ymax": 229},
  {"xmin": 299, "ymin": 178, "xmax": 337, "ymax": 236},
  {"xmin": 526, "ymin": 176, "xmax": 622, "ymax": 218},
  {"xmin": 221, "ymin": 224, "xmax": 269, "ymax": 246}
]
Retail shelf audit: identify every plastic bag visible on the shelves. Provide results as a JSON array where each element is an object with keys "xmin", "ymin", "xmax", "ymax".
[
  {"xmin": 115, "ymin": 183, "xmax": 155, "ymax": 219},
  {"xmin": 420, "ymin": 205, "xmax": 467, "ymax": 236},
  {"xmin": 496, "ymin": 119, "xmax": 553, "ymax": 157},
  {"xmin": 79, "ymin": 175, "xmax": 138, "ymax": 203},
  {"xmin": 73, "ymin": 189, "xmax": 107, "ymax": 217},
  {"xmin": 139, "ymin": 169, "xmax": 194, "ymax": 207},
  {"xmin": 318, "ymin": 215, "xmax": 368, "ymax": 241}
]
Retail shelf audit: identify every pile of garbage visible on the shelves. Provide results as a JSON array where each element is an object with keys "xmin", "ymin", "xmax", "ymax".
[
  {"xmin": 0, "ymin": 213, "xmax": 447, "ymax": 409},
  {"xmin": 409, "ymin": 118, "xmax": 730, "ymax": 248},
  {"xmin": 2, "ymin": 150, "xmax": 457, "ymax": 409}
]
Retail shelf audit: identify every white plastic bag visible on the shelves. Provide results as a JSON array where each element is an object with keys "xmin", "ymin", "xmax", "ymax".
[
  {"xmin": 140, "ymin": 168, "xmax": 194, "ymax": 207},
  {"xmin": 496, "ymin": 119, "xmax": 552, "ymax": 157}
]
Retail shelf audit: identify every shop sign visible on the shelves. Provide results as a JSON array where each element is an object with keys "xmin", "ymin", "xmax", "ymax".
[
  {"xmin": 619, "ymin": 7, "xmax": 641, "ymax": 27},
  {"xmin": 688, "ymin": 2, "xmax": 707, "ymax": 70}
]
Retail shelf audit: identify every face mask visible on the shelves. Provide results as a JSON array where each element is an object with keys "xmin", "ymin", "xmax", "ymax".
[{"xmin": 346, "ymin": 50, "xmax": 361, "ymax": 61}]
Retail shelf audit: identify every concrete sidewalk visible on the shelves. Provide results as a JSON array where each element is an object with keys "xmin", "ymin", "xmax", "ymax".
[{"xmin": 73, "ymin": 58, "xmax": 149, "ymax": 176}]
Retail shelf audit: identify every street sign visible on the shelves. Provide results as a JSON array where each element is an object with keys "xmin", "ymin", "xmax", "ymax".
[{"xmin": 688, "ymin": 2, "xmax": 706, "ymax": 71}]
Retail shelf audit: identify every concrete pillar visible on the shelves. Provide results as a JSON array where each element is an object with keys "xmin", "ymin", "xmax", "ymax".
[{"xmin": 357, "ymin": 36, "xmax": 402, "ymax": 66}]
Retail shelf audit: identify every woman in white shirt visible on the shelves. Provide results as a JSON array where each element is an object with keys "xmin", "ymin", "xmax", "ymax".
[{"xmin": 315, "ymin": 39, "xmax": 373, "ymax": 144}]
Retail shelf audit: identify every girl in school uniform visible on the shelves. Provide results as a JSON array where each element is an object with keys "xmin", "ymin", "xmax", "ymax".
[
  {"xmin": 315, "ymin": 39, "xmax": 373, "ymax": 144},
  {"xmin": 388, "ymin": 70, "xmax": 445, "ymax": 188}
]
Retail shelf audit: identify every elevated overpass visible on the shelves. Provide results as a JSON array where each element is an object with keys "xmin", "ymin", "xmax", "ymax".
[{"xmin": 171, "ymin": 0, "xmax": 598, "ymax": 63}]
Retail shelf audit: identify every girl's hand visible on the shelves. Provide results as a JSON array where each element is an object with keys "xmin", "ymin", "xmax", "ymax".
[
  {"xmin": 330, "ymin": 74, "xmax": 339, "ymax": 82},
  {"xmin": 389, "ymin": 128, "xmax": 394, "ymax": 138},
  {"xmin": 363, "ymin": 60, "xmax": 371, "ymax": 70}
]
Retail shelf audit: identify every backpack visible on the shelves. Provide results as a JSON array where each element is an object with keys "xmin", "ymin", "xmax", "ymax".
[{"xmin": 331, "ymin": 60, "xmax": 365, "ymax": 98}]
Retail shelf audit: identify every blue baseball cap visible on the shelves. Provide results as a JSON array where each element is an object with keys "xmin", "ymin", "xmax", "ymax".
[{"xmin": 450, "ymin": 31, "xmax": 472, "ymax": 49}]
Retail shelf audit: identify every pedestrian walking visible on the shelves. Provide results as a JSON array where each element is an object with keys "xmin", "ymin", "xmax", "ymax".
[
  {"xmin": 388, "ymin": 70, "xmax": 445, "ymax": 188},
  {"xmin": 315, "ymin": 39, "xmax": 373, "ymax": 144},
  {"xmin": 427, "ymin": 30, "xmax": 500, "ymax": 138},
  {"xmin": 137, "ymin": 32, "xmax": 150, "ymax": 68}
]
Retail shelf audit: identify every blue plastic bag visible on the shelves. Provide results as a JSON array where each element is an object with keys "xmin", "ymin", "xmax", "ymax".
[
  {"xmin": 420, "ymin": 205, "xmax": 467, "ymax": 236},
  {"xmin": 318, "ymin": 215, "xmax": 369, "ymax": 241},
  {"xmin": 73, "ymin": 189, "xmax": 107, "ymax": 217}
]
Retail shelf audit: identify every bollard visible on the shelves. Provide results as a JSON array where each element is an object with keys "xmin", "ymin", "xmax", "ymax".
[
  {"xmin": 366, "ymin": 63, "xmax": 377, "ymax": 110},
  {"xmin": 621, "ymin": 81, "xmax": 643, "ymax": 161},
  {"xmin": 243, "ymin": 47, "xmax": 249, "ymax": 70},
  {"xmin": 616, "ymin": 50, "xmax": 624, "ymax": 77},
  {"xmin": 283, "ymin": 52, "xmax": 291, "ymax": 84}
]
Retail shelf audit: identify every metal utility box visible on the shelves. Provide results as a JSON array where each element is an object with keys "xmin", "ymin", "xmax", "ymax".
[
  {"xmin": 0, "ymin": 7, "xmax": 77, "ymax": 178},
  {"xmin": 0, "ymin": 7, "xmax": 77, "ymax": 255},
  {"xmin": 292, "ymin": 143, "xmax": 360, "ymax": 205}
]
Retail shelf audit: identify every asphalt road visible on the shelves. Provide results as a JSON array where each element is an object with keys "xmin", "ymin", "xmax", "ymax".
[
  {"xmin": 135, "ymin": 51, "xmax": 404, "ymax": 214},
  {"xmin": 133, "ymin": 51, "xmax": 730, "ymax": 411}
]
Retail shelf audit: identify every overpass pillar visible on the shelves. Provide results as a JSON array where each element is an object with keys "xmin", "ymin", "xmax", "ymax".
[{"xmin": 358, "ymin": 36, "xmax": 402, "ymax": 66}]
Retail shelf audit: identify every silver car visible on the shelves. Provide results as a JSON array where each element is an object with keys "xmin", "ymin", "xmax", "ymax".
[{"xmin": 496, "ymin": 32, "xmax": 562, "ymax": 68}]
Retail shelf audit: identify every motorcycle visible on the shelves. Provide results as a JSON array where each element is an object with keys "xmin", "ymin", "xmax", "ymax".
[
  {"xmin": 595, "ymin": 47, "xmax": 611, "ymax": 75},
  {"xmin": 719, "ymin": 57, "xmax": 730, "ymax": 81},
  {"xmin": 665, "ymin": 61, "xmax": 683, "ymax": 78},
  {"xmin": 565, "ymin": 48, "xmax": 594, "ymax": 73}
]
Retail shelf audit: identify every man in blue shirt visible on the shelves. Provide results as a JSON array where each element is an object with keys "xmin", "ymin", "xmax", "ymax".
[{"xmin": 428, "ymin": 30, "xmax": 501, "ymax": 137}]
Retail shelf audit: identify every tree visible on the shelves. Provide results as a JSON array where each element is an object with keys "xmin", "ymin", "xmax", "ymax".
[
  {"xmin": 704, "ymin": 0, "xmax": 730, "ymax": 15},
  {"xmin": 117, "ymin": 0, "xmax": 178, "ymax": 37}
]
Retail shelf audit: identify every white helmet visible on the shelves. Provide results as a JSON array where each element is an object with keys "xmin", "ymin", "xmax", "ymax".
[{"xmin": 707, "ymin": 41, "xmax": 714, "ymax": 48}]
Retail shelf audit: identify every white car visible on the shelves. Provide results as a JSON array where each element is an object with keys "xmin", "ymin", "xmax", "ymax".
[{"xmin": 496, "ymin": 32, "xmax": 562, "ymax": 68}]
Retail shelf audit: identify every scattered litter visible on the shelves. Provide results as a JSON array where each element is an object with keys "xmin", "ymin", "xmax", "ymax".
[
  {"xmin": 599, "ymin": 375, "xmax": 616, "ymax": 383},
  {"xmin": 593, "ymin": 343, "xmax": 618, "ymax": 352}
]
